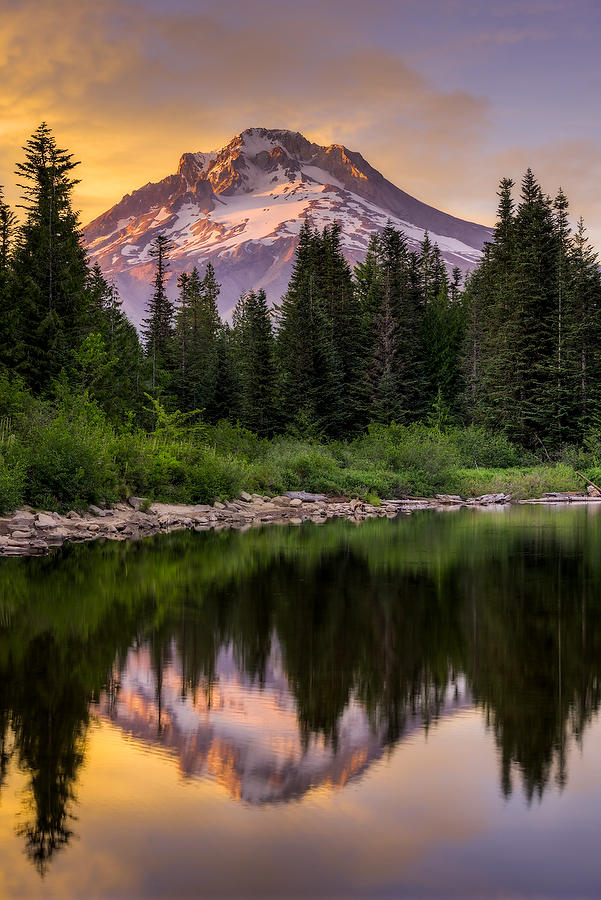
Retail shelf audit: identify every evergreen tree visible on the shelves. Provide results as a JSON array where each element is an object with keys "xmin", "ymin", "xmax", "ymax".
[
  {"xmin": 276, "ymin": 220, "xmax": 343, "ymax": 435},
  {"xmin": 213, "ymin": 322, "xmax": 241, "ymax": 421},
  {"xmin": 78, "ymin": 264, "xmax": 146, "ymax": 418},
  {"xmin": 232, "ymin": 289, "xmax": 277, "ymax": 435},
  {"xmin": 194, "ymin": 263, "xmax": 221, "ymax": 418},
  {"xmin": 0, "ymin": 186, "xmax": 16, "ymax": 272},
  {"xmin": 141, "ymin": 234, "xmax": 174, "ymax": 392},
  {"xmin": 173, "ymin": 271, "xmax": 192, "ymax": 409},
  {"xmin": 354, "ymin": 223, "xmax": 425, "ymax": 423},
  {"xmin": 11, "ymin": 123, "xmax": 91, "ymax": 389},
  {"xmin": 0, "ymin": 188, "xmax": 17, "ymax": 368},
  {"xmin": 422, "ymin": 281, "xmax": 465, "ymax": 419},
  {"xmin": 320, "ymin": 223, "xmax": 363, "ymax": 430},
  {"xmin": 570, "ymin": 218, "xmax": 601, "ymax": 436},
  {"xmin": 173, "ymin": 264, "xmax": 222, "ymax": 416}
]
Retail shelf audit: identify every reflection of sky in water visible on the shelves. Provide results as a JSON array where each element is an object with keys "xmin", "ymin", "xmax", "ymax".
[{"xmin": 2, "ymin": 708, "xmax": 601, "ymax": 898}]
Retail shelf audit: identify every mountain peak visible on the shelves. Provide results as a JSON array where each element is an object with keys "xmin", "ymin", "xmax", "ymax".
[{"xmin": 84, "ymin": 127, "xmax": 491, "ymax": 325}]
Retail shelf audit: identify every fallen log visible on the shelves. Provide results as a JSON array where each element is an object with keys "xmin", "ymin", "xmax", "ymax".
[{"xmin": 575, "ymin": 471, "xmax": 601, "ymax": 495}]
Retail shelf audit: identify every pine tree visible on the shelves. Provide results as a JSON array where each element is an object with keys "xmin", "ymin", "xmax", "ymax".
[
  {"xmin": 11, "ymin": 123, "xmax": 91, "ymax": 389},
  {"xmin": 355, "ymin": 223, "xmax": 425, "ymax": 423},
  {"xmin": 75, "ymin": 264, "xmax": 146, "ymax": 417},
  {"xmin": 422, "ymin": 281, "xmax": 465, "ymax": 419},
  {"xmin": 232, "ymin": 289, "xmax": 277, "ymax": 434},
  {"xmin": 173, "ymin": 271, "xmax": 192, "ymax": 409},
  {"xmin": 512, "ymin": 169, "xmax": 558, "ymax": 446},
  {"xmin": 320, "ymin": 223, "xmax": 363, "ymax": 430},
  {"xmin": 213, "ymin": 323, "xmax": 240, "ymax": 421},
  {"xmin": 141, "ymin": 234, "xmax": 174, "ymax": 392},
  {"xmin": 570, "ymin": 218, "xmax": 601, "ymax": 436},
  {"xmin": 0, "ymin": 188, "xmax": 17, "ymax": 368},
  {"xmin": 276, "ymin": 220, "xmax": 342, "ymax": 435},
  {"xmin": 0, "ymin": 187, "xmax": 16, "ymax": 273},
  {"xmin": 193, "ymin": 263, "xmax": 221, "ymax": 418}
]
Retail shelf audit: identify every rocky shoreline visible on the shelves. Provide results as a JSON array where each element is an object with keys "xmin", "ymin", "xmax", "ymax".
[{"xmin": 0, "ymin": 489, "xmax": 597, "ymax": 557}]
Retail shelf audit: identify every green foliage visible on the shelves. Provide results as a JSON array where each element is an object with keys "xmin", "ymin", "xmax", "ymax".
[
  {"xmin": 449, "ymin": 463, "xmax": 581, "ymax": 499},
  {"xmin": 25, "ymin": 394, "xmax": 118, "ymax": 508},
  {"xmin": 463, "ymin": 171, "xmax": 601, "ymax": 450},
  {"xmin": 0, "ymin": 420, "xmax": 26, "ymax": 513}
]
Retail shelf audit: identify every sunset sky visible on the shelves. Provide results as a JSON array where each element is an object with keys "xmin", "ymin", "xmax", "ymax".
[{"xmin": 2, "ymin": 0, "xmax": 600, "ymax": 242}]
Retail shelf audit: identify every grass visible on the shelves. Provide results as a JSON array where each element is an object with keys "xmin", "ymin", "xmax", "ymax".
[{"xmin": 0, "ymin": 381, "xmax": 598, "ymax": 514}]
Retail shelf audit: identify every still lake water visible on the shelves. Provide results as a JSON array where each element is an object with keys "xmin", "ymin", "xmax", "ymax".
[{"xmin": 1, "ymin": 506, "xmax": 601, "ymax": 898}]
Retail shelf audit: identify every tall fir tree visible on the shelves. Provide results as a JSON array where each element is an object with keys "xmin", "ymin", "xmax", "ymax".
[
  {"xmin": 11, "ymin": 123, "xmax": 92, "ymax": 389},
  {"xmin": 570, "ymin": 218, "xmax": 601, "ymax": 436},
  {"xmin": 354, "ymin": 223, "xmax": 426, "ymax": 423},
  {"xmin": 141, "ymin": 234, "xmax": 174, "ymax": 392},
  {"xmin": 0, "ymin": 187, "xmax": 17, "ymax": 368},
  {"xmin": 276, "ymin": 220, "xmax": 343, "ymax": 435},
  {"xmin": 232, "ymin": 289, "xmax": 277, "ymax": 435}
]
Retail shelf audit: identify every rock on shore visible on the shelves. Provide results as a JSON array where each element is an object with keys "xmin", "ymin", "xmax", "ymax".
[
  {"xmin": 0, "ymin": 495, "xmax": 405, "ymax": 557},
  {"xmin": 0, "ymin": 489, "xmax": 589, "ymax": 558}
]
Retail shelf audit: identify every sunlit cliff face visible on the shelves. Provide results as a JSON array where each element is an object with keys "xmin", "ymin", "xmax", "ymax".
[{"xmin": 97, "ymin": 640, "xmax": 470, "ymax": 805}]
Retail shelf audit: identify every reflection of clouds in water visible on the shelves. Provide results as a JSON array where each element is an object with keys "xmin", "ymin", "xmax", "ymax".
[{"xmin": 98, "ymin": 639, "xmax": 471, "ymax": 804}]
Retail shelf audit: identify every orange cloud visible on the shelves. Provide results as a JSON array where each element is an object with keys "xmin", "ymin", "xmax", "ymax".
[{"xmin": 1, "ymin": 0, "xmax": 599, "ymax": 250}]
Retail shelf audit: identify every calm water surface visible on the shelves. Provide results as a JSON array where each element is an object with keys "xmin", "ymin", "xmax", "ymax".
[{"xmin": 1, "ymin": 507, "xmax": 601, "ymax": 898}]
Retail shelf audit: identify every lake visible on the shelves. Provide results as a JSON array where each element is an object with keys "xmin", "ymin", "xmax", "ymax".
[{"xmin": 1, "ymin": 506, "xmax": 601, "ymax": 898}]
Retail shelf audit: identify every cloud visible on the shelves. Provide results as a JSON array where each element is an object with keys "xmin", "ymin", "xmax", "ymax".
[
  {"xmin": 0, "ymin": 0, "xmax": 491, "ymax": 225},
  {"xmin": 0, "ymin": 0, "xmax": 597, "ymax": 252}
]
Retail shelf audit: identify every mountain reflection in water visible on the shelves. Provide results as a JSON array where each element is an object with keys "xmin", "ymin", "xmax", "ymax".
[
  {"xmin": 99, "ymin": 642, "xmax": 470, "ymax": 804},
  {"xmin": 0, "ymin": 506, "xmax": 600, "ymax": 881}
]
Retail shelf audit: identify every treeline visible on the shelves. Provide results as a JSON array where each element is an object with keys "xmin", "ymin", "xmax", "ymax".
[
  {"xmin": 1, "ymin": 123, "xmax": 601, "ymax": 456},
  {"xmin": 140, "ymin": 219, "xmax": 462, "ymax": 438}
]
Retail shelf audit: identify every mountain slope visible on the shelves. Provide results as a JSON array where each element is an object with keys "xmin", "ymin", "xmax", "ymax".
[{"xmin": 84, "ymin": 127, "xmax": 491, "ymax": 324}]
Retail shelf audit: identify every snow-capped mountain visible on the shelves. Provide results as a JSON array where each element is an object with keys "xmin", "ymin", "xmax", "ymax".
[{"xmin": 84, "ymin": 127, "xmax": 491, "ymax": 324}]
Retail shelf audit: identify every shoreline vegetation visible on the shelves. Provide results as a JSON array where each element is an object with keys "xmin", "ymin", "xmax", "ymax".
[{"xmin": 2, "ymin": 125, "xmax": 601, "ymax": 527}]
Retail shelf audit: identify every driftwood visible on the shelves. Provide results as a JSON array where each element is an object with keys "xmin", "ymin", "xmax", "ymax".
[{"xmin": 575, "ymin": 470, "xmax": 601, "ymax": 495}]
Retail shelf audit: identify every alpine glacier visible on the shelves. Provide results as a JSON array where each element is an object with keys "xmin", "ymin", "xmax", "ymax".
[{"xmin": 84, "ymin": 128, "xmax": 492, "ymax": 324}]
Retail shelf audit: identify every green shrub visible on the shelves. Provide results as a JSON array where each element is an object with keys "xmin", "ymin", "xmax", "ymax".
[
  {"xmin": 184, "ymin": 448, "xmax": 247, "ymax": 503},
  {"xmin": 0, "ymin": 444, "xmax": 26, "ymax": 514},
  {"xmin": 449, "ymin": 425, "xmax": 526, "ymax": 468},
  {"xmin": 25, "ymin": 396, "xmax": 118, "ymax": 508}
]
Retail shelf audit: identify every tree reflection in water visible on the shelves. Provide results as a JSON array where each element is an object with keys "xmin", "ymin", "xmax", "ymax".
[{"xmin": 0, "ymin": 506, "xmax": 600, "ymax": 872}]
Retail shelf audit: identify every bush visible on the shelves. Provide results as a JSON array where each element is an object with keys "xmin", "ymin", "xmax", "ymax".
[
  {"xmin": 450, "ymin": 463, "xmax": 582, "ymax": 499},
  {"xmin": 0, "ymin": 445, "xmax": 26, "ymax": 514},
  {"xmin": 184, "ymin": 448, "xmax": 248, "ymax": 503},
  {"xmin": 450, "ymin": 425, "xmax": 526, "ymax": 468},
  {"xmin": 25, "ymin": 395, "xmax": 118, "ymax": 509}
]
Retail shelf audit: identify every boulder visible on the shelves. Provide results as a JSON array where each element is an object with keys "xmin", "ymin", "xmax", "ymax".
[
  {"xmin": 285, "ymin": 491, "xmax": 327, "ymax": 503},
  {"xmin": 289, "ymin": 498, "xmax": 303, "ymax": 508},
  {"xmin": 35, "ymin": 513, "xmax": 58, "ymax": 528},
  {"xmin": 239, "ymin": 491, "xmax": 253, "ymax": 502},
  {"xmin": 127, "ymin": 496, "xmax": 148, "ymax": 511},
  {"xmin": 89, "ymin": 504, "xmax": 111, "ymax": 517},
  {"xmin": 11, "ymin": 511, "xmax": 35, "ymax": 529}
]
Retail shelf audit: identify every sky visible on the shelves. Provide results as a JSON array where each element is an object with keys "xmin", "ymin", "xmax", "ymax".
[{"xmin": 1, "ymin": 0, "xmax": 601, "ymax": 243}]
